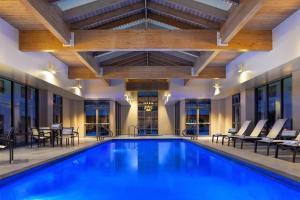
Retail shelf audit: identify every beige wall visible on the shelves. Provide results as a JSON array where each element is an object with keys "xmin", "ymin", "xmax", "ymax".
[
  {"xmin": 158, "ymin": 92, "xmax": 175, "ymax": 135},
  {"xmin": 121, "ymin": 92, "xmax": 138, "ymax": 135},
  {"xmin": 211, "ymin": 99, "xmax": 225, "ymax": 135}
]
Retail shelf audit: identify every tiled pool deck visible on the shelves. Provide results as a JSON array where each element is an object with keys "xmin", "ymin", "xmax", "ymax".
[{"xmin": 0, "ymin": 136, "xmax": 299, "ymax": 182}]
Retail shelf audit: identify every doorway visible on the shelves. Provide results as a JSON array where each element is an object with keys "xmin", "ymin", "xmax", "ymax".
[
  {"xmin": 185, "ymin": 99, "xmax": 211, "ymax": 135},
  {"xmin": 84, "ymin": 100, "xmax": 110, "ymax": 136}
]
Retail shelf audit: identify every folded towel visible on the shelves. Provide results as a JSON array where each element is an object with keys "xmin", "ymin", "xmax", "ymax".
[
  {"xmin": 261, "ymin": 137, "xmax": 273, "ymax": 143},
  {"xmin": 282, "ymin": 140, "xmax": 300, "ymax": 146}
]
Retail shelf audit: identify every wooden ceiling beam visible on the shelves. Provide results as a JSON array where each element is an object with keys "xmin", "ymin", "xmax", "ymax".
[
  {"xmin": 71, "ymin": 2, "xmax": 144, "ymax": 29},
  {"xmin": 19, "ymin": 29, "xmax": 272, "ymax": 52},
  {"xmin": 166, "ymin": 0, "xmax": 228, "ymax": 20},
  {"xmin": 193, "ymin": 51, "xmax": 220, "ymax": 75},
  {"xmin": 126, "ymin": 80, "xmax": 169, "ymax": 91},
  {"xmin": 74, "ymin": 52, "xmax": 100, "ymax": 75},
  {"xmin": 193, "ymin": 0, "xmax": 266, "ymax": 76},
  {"xmin": 63, "ymin": 0, "xmax": 123, "ymax": 20},
  {"xmin": 148, "ymin": 2, "xmax": 219, "ymax": 29},
  {"xmin": 220, "ymin": 0, "xmax": 266, "ymax": 44},
  {"xmin": 20, "ymin": 0, "xmax": 71, "ymax": 44},
  {"xmin": 68, "ymin": 66, "xmax": 226, "ymax": 79}
]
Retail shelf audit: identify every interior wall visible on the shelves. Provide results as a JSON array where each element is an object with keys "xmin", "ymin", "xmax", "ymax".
[
  {"xmin": 158, "ymin": 92, "xmax": 175, "ymax": 135},
  {"xmin": 121, "ymin": 91, "xmax": 138, "ymax": 135},
  {"xmin": 211, "ymin": 99, "xmax": 226, "ymax": 135}
]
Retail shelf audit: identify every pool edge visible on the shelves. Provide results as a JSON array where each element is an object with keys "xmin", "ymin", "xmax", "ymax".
[
  {"xmin": 1, "ymin": 138, "xmax": 299, "ymax": 187},
  {"xmin": 185, "ymin": 139, "xmax": 300, "ymax": 183},
  {"xmin": 0, "ymin": 140, "xmax": 112, "ymax": 181}
]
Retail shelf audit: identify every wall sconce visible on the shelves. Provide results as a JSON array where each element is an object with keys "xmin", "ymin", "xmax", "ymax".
[
  {"xmin": 238, "ymin": 64, "xmax": 245, "ymax": 73},
  {"xmin": 163, "ymin": 93, "xmax": 171, "ymax": 104},
  {"xmin": 213, "ymin": 81, "xmax": 221, "ymax": 96},
  {"xmin": 75, "ymin": 80, "xmax": 82, "ymax": 89},
  {"xmin": 48, "ymin": 64, "xmax": 56, "ymax": 74}
]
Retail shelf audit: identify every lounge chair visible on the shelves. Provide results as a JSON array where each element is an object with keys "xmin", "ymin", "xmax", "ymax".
[
  {"xmin": 275, "ymin": 133, "xmax": 300, "ymax": 162},
  {"xmin": 212, "ymin": 128, "xmax": 237, "ymax": 143},
  {"xmin": 232, "ymin": 120, "xmax": 267, "ymax": 149},
  {"xmin": 254, "ymin": 119, "xmax": 287, "ymax": 155},
  {"xmin": 221, "ymin": 120, "xmax": 252, "ymax": 146}
]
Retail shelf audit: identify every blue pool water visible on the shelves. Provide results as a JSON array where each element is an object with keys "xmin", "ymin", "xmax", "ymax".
[{"xmin": 0, "ymin": 139, "xmax": 300, "ymax": 200}]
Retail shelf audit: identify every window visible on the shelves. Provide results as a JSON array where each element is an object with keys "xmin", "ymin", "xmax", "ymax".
[
  {"xmin": 53, "ymin": 94, "xmax": 63, "ymax": 124},
  {"xmin": 185, "ymin": 99, "xmax": 211, "ymax": 135},
  {"xmin": 27, "ymin": 87, "xmax": 38, "ymax": 128},
  {"xmin": 268, "ymin": 81, "xmax": 281, "ymax": 128},
  {"xmin": 283, "ymin": 77, "xmax": 292, "ymax": 129},
  {"xmin": 0, "ymin": 77, "xmax": 39, "ymax": 135},
  {"xmin": 0, "ymin": 78, "xmax": 12, "ymax": 134},
  {"xmin": 13, "ymin": 83, "xmax": 26, "ymax": 133},
  {"xmin": 255, "ymin": 76, "xmax": 292, "ymax": 129},
  {"xmin": 232, "ymin": 93, "xmax": 241, "ymax": 130}
]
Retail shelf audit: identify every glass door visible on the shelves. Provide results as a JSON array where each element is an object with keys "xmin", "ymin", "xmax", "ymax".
[
  {"xmin": 85, "ymin": 100, "xmax": 110, "ymax": 136},
  {"xmin": 137, "ymin": 92, "xmax": 158, "ymax": 135},
  {"xmin": 185, "ymin": 100, "xmax": 211, "ymax": 135}
]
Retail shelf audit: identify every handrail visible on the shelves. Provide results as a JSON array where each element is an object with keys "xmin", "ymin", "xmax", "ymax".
[
  {"xmin": 128, "ymin": 125, "xmax": 135, "ymax": 137},
  {"xmin": 96, "ymin": 124, "xmax": 113, "ymax": 141}
]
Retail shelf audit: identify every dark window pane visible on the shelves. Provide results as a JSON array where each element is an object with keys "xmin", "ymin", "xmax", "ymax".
[
  {"xmin": 256, "ymin": 86, "xmax": 267, "ymax": 121},
  {"xmin": 268, "ymin": 81, "xmax": 281, "ymax": 127},
  {"xmin": 0, "ymin": 79, "xmax": 11, "ymax": 134},
  {"xmin": 232, "ymin": 93, "xmax": 241, "ymax": 129},
  {"xmin": 283, "ymin": 77, "xmax": 292, "ymax": 129},
  {"xmin": 53, "ymin": 94, "xmax": 63, "ymax": 124},
  {"xmin": 14, "ymin": 83, "xmax": 26, "ymax": 133},
  {"xmin": 27, "ymin": 87, "xmax": 37, "ymax": 128}
]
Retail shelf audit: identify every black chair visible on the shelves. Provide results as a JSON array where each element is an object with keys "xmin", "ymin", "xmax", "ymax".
[
  {"xmin": 57, "ymin": 127, "xmax": 74, "ymax": 146},
  {"xmin": 0, "ymin": 127, "xmax": 15, "ymax": 164},
  {"xmin": 30, "ymin": 128, "xmax": 51, "ymax": 147},
  {"xmin": 71, "ymin": 127, "xmax": 80, "ymax": 146}
]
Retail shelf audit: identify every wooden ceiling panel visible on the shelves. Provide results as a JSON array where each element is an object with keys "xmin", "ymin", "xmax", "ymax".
[
  {"xmin": 209, "ymin": 51, "xmax": 241, "ymax": 66},
  {"xmin": 0, "ymin": 0, "xmax": 45, "ymax": 30},
  {"xmin": 51, "ymin": 51, "xmax": 85, "ymax": 67},
  {"xmin": 245, "ymin": 0, "xmax": 300, "ymax": 30},
  {"xmin": 126, "ymin": 79, "xmax": 169, "ymax": 91}
]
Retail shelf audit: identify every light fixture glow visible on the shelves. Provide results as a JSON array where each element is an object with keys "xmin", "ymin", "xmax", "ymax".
[
  {"xmin": 48, "ymin": 64, "xmax": 56, "ymax": 74},
  {"xmin": 213, "ymin": 82, "xmax": 221, "ymax": 96},
  {"xmin": 238, "ymin": 64, "xmax": 245, "ymax": 73}
]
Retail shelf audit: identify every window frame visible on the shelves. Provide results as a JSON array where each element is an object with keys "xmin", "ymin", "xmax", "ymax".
[
  {"xmin": 255, "ymin": 75, "xmax": 292, "ymax": 130},
  {"xmin": 232, "ymin": 93, "xmax": 241, "ymax": 130}
]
